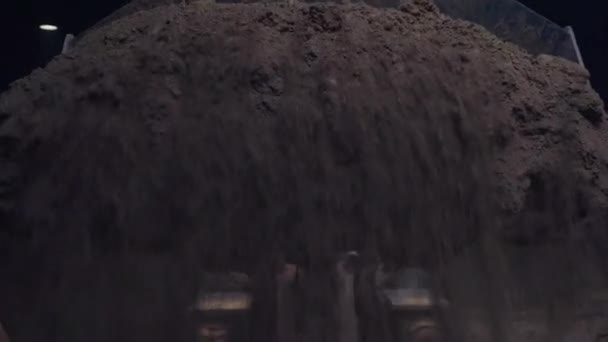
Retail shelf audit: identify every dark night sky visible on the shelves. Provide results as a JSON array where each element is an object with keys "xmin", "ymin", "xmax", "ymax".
[{"xmin": 0, "ymin": 0, "xmax": 606, "ymax": 103}]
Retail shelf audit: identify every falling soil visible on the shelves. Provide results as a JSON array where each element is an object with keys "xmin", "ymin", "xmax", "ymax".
[{"xmin": 0, "ymin": 0, "xmax": 607, "ymax": 341}]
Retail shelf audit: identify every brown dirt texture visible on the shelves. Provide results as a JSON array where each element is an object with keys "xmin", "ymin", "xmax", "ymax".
[{"xmin": 0, "ymin": 0, "xmax": 607, "ymax": 341}]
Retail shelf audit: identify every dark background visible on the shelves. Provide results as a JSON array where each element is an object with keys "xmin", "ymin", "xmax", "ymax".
[{"xmin": 0, "ymin": 0, "xmax": 606, "ymax": 103}]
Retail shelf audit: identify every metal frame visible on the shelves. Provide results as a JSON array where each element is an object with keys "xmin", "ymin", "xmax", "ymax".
[{"xmin": 565, "ymin": 26, "xmax": 585, "ymax": 67}]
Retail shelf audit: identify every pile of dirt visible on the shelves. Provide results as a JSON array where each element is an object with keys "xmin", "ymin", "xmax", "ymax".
[{"xmin": 0, "ymin": 0, "xmax": 606, "ymax": 341}]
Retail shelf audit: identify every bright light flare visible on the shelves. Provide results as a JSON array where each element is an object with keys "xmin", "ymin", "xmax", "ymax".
[{"xmin": 39, "ymin": 24, "xmax": 58, "ymax": 31}]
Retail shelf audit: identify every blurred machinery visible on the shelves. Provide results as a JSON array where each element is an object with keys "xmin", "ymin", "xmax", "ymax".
[
  {"xmin": 190, "ymin": 254, "xmax": 449, "ymax": 342},
  {"xmin": 380, "ymin": 268, "xmax": 447, "ymax": 342},
  {"xmin": 190, "ymin": 273, "xmax": 252, "ymax": 342}
]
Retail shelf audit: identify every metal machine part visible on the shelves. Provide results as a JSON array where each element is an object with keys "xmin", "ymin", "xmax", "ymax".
[
  {"xmin": 276, "ymin": 263, "xmax": 299, "ymax": 342},
  {"xmin": 62, "ymin": 34, "xmax": 75, "ymax": 54},
  {"xmin": 0, "ymin": 322, "xmax": 10, "ymax": 342},
  {"xmin": 381, "ymin": 268, "xmax": 448, "ymax": 310},
  {"xmin": 336, "ymin": 251, "xmax": 361, "ymax": 342},
  {"xmin": 275, "ymin": 251, "xmax": 361, "ymax": 342},
  {"xmin": 380, "ymin": 268, "xmax": 446, "ymax": 342},
  {"xmin": 195, "ymin": 292, "xmax": 252, "ymax": 312},
  {"xmin": 410, "ymin": 319, "xmax": 442, "ymax": 342},
  {"xmin": 198, "ymin": 323, "xmax": 230, "ymax": 342},
  {"xmin": 191, "ymin": 272, "xmax": 252, "ymax": 342}
]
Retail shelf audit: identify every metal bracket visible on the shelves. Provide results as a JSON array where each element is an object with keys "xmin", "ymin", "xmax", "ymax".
[
  {"xmin": 565, "ymin": 26, "xmax": 585, "ymax": 67},
  {"xmin": 62, "ymin": 34, "xmax": 75, "ymax": 54}
]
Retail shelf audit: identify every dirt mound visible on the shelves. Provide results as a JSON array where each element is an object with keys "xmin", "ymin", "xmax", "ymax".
[
  {"xmin": 0, "ymin": 0, "xmax": 606, "ymax": 341},
  {"xmin": 1, "ymin": 0, "xmax": 501, "ymax": 262}
]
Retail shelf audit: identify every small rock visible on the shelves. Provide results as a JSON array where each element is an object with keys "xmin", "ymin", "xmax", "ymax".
[
  {"xmin": 570, "ymin": 96, "xmax": 605, "ymax": 125},
  {"xmin": 165, "ymin": 76, "xmax": 182, "ymax": 98},
  {"xmin": 304, "ymin": 51, "xmax": 318, "ymax": 66},
  {"xmin": 256, "ymin": 99, "xmax": 277, "ymax": 116},
  {"xmin": 579, "ymin": 106, "xmax": 604, "ymax": 125},
  {"xmin": 490, "ymin": 123, "xmax": 514, "ymax": 149},
  {"xmin": 251, "ymin": 66, "xmax": 285, "ymax": 96},
  {"xmin": 459, "ymin": 53, "xmax": 471, "ymax": 63}
]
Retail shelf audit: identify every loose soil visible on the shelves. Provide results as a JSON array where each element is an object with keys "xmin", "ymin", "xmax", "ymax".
[{"xmin": 0, "ymin": 0, "xmax": 606, "ymax": 341}]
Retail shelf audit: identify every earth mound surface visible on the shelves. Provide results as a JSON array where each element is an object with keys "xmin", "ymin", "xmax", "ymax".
[{"xmin": 0, "ymin": 0, "xmax": 606, "ymax": 341}]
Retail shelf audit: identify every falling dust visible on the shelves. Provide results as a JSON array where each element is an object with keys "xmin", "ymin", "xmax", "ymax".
[{"xmin": 0, "ymin": 0, "xmax": 607, "ymax": 341}]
